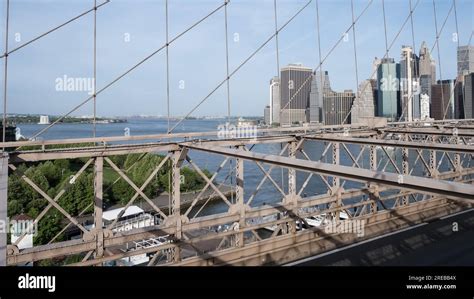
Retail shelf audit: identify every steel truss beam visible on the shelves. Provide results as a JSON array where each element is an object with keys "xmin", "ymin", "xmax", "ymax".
[
  {"xmin": 3, "ymin": 123, "xmax": 474, "ymax": 266},
  {"xmin": 306, "ymin": 135, "xmax": 474, "ymax": 154},
  {"xmin": 186, "ymin": 144, "xmax": 474, "ymax": 200},
  {"xmin": 175, "ymin": 198, "xmax": 468, "ymax": 266},
  {"xmin": 6, "ymin": 171, "xmax": 471, "ymax": 266},
  {"xmin": 381, "ymin": 128, "xmax": 474, "ymax": 137}
]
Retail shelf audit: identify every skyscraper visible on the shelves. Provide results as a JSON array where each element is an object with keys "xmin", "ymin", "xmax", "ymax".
[
  {"xmin": 464, "ymin": 73, "xmax": 474, "ymax": 119},
  {"xmin": 369, "ymin": 79, "xmax": 378, "ymax": 115},
  {"xmin": 269, "ymin": 77, "xmax": 280, "ymax": 125},
  {"xmin": 309, "ymin": 71, "xmax": 331, "ymax": 123},
  {"xmin": 400, "ymin": 46, "xmax": 419, "ymax": 121},
  {"xmin": 454, "ymin": 79, "xmax": 464, "ymax": 119},
  {"xmin": 457, "ymin": 45, "xmax": 474, "ymax": 76},
  {"xmin": 309, "ymin": 75, "xmax": 319, "ymax": 123},
  {"xmin": 351, "ymin": 80, "xmax": 375, "ymax": 124},
  {"xmin": 264, "ymin": 105, "xmax": 271, "ymax": 125},
  {"xmin": 419, "ymin": 41, "xmax": 436, "ymax": 86},
  {"xmin": 420, "ymin": 94, "xmax": 431, "ymax": 120},
  {"xmin": 377, "ymin": 58, "xmax": 400, "ymax": 121},
  {"xmin": 323, "ymin": 90, "xmax": 355, "ymax": 125},
  {"xmin": 418, "ymin": 42, "xmax": 437, "ymax": 116},
  {"xmin": 431, "ymin": 80, "xmax": 454, "ymax": 120},
  {"xmin": 280, "ymin": 64, "xmax": 313, "ymax": 125},
  {"xmin": 371, "ymin": 57, "xmax": 382, "ymax": 80},
  {"xmin": 420, "ymin": 75, "xmax": 432, "ymax": 98}
]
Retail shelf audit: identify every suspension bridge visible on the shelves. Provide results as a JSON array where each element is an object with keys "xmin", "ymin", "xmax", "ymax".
[{"xmin": 0, "ymin": 0, "xmax": 473, "ymax": 266}]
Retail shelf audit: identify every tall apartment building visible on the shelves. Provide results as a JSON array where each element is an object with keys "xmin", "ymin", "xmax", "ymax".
[
  {"xmin": 419, "ymin": 41, "xmax": 436, "ymax": 85},
  {"xmin": 351, "ymin": 80, "xmax": 375, "ymax": 124},
  {"xmin": 454, "ymin": 79, "xmax": 464, "ymax": 119},
  {"xmin": 269, "ymin": 77, "xmax": 280, "ymax": 125},
  {"xmin": 309, "ymin": 71, "xmax": 331, "ymax": 123},
  {"xmin": 457, "ymin": 45, "xmax": 474, "ymax": 76},
  {"xmin": 280, "ymin": 64, "xmax": 313, "ymax": 125},
  {"xmin": 431, "ymin": 80, "xmax": 454, "ymax": 120},
  {"xmin": 323, "ymin": 90, "xmax": 355, "ymax": 125},
  {"xmin": 418, "ymin": 41, "xmax": 437, "ymax": 109},
  {"xmin": 464, "ymin": 73, "xmax": 474, "ymax": 119},
  {"xmin": 371, "ymin": 57, "xmax": 382, "ymax": 80},
  {"xmin": 264, "ymin": 106, "xmax": 271, "ymax": 125},
  {"xmin": 420, "ymin": 75, "xmax": 432, "ymax": 98},
  {"xmin": 400, "ymin": 46, "xmax": 420, "ymax": 121},
  {"xmin": 377, "ymin": 58, "xmax": 400, "ymax": 121}
]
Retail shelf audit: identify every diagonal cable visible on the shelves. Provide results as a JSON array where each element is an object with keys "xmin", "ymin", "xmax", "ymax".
[
  {"xmin": 26, "ymin": 1, "xmax": 228, "ymax": 141},
  {"xmin": 168, "ymin": 0, "xmax": 313, "ymax": 133}
]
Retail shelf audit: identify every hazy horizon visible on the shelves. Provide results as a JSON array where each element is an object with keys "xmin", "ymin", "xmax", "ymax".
[{"xmin": 1, "ymin": 0, "xmax": 472, "ymax": 118}]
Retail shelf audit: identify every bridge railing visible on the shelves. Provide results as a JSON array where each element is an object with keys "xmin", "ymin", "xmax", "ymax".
[{"xmin": 1, "ymin": 124, "xmax": 473, "ymax": 266}]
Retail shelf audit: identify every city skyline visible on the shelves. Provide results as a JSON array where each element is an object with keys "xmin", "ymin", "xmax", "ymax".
[
  {"xmin": 0, "ymin": 0, "xmax": 472, "ymax": 118},
  {"xmin": 267, "ymin": 40, "xmax": 473, "ymax": 126}
]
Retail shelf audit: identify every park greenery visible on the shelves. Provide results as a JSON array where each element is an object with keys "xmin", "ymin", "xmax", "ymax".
[{"xmin": 8, "ymin": 151, "xmax": 211, "ymax": 247}]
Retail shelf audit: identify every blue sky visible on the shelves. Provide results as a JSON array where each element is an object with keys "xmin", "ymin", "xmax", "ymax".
[{"xmin": 0, "ymin": 0, "xmax": 472, "ymax": 117}]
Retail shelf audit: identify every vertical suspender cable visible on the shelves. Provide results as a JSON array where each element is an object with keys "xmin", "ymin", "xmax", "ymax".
[
  {"xmin": 273, "ymin": 0, "xmax": 285, "ymax": 192},
  {"xmin": 224, "ymin": 0, "xmax": 231, "ymax": 124},
  {"xmin": 409, "ymin": 0, "xmax": 417, "ymax": 78},
  {"xmin": 344, "ymin": 0, "xmax": 419, "ymax": 125},
  {"xmin": 350, "ymin": 0, "xmax": 359, "ymax": 125},
  {"xmin": 165, "ymin": 0, "xmax": 171, "ymax": 212},
  {"xmin": 166, "ymin": 0, "xmax": 171, "ymax": 133},
  {"xmin": 350, "ymin": 0, "xmax": 359, "ymax": 98},
  {"xmin": 93, "ymin": 0, "xmax": 97, "ymax": 138},
  {"xmin": 315, "ymin": 0, "xmax": 324, "ymax": 124},
  {"xmin": 432, "ymin": 0, "xmax": 446, "ymax": 120},
  {"xmin": 339, "ymin": 0, "xmax": 360, "ymax": 126},
  {"xmin": 224, "ymin": 0, "xmax": 234, "ymax": 203},
  {"xmin": 2, "ymin": 0, "xmax": 10, "ymax": 147},
  {"xmin": 398, "ymin": 0, "xmax": 420, "ymax": 122},
  {"xmin": 381, "ymin": 0, "xmax": 389, "ymax": 56},
  {"xmin": 409, "ymin": 0, "xmax": 416, "ymax": 121},
  {"xmin": 273, "ymin": 0, "xmax": 281, "ymax": 81},
  {"xmin": 381, "ymin": 0, "xmax": 392, "ymax": 120},
  {"xmin": 453, "ymin": 0, "xmax": 465, "ymax": 119},
  {"xmin": 398, "ymin": 0, "xmax": 417, "ymax": 122}
]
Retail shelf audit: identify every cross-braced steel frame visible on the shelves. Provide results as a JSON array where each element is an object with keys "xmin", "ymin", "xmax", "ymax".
[{"xmin": 1, "ymin": 120, "xmax": 473, "ymax": 266}]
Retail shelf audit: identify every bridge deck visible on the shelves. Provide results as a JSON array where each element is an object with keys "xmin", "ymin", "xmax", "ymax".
[{"xmin": 288, "ymin": 209, "xmax": 474, "ymax": 266}]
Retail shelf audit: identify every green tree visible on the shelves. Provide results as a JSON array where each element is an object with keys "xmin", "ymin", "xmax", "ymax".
[
  {"xmin": 7, "ymin": 199, "xmax": 22, "ymax": 217},
  {"xmin": 59, "ymin": 173, "xmax": 94, "ymax": 215},
  {"xmin": 34, "ymin": 210, "xmax": 63, "ymax": 245},
  {"xmin": 26, "ymin": 198, "xmax": 48, "ymax": 218},
  {"xmin": 53, "ymin": 159, "xmax": 70, "ymax": 171},
  {"xmin": 38, "ymin": 161, "xmax": 61, "ymax": 187}
]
